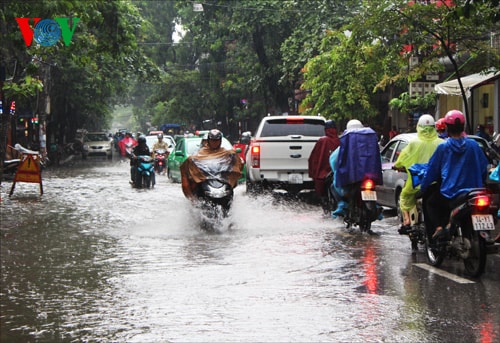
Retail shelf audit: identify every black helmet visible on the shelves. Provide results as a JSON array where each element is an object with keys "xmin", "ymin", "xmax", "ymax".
[
  {"xmin": 138, "ymin": 135, "xmax": 147, "ymax": 144},
  {"xmin": 157, "ymin": 133, "xmax": 163, "ymax": 139},
  {"xmin": 208, "ymin": 129, "xmax": 222, "ymax": 140}
]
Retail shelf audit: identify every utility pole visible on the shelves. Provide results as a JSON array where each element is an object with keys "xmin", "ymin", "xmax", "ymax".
[{"xmin": 0, "ymin": 65, "xmax": 6, "ymax": 184}]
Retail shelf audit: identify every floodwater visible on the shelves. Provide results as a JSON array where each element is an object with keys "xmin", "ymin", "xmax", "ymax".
[{"xmin": 1, "ymin": 159, "xmax": 499, "ymax": 342}]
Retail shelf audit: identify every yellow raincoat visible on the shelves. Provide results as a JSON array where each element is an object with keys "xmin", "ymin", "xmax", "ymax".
[{"xmin": 394, "ymin": 125, "xmax": 443, "ymax": 211}]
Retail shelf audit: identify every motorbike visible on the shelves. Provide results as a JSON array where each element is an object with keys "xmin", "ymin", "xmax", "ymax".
[
  {"xmin": 326, "ymin": 174, "xmax": 381, "ymax": 234},
  {"xmin": 153, "ymin": 149, "xmax": 168, "ymax": 175},
  {"xmin": 132, "ymin": 155, "xmax": 155, "ymax": 188},
  {"xmin": 191, "ymin": 155, "xmax": 236, "ymax": 223},
  {"xmin": 1, "ymin": 158, "xmax": 20, "ymax": 179},
  {"xmin": 424, "ymin": 187, "xmax": 498, "ymax": 277}
]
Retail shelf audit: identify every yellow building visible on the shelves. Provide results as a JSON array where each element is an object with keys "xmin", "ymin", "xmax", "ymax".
[{"xmin": 435, "ymin": 71, "xmax": 500, "ymax": 136}]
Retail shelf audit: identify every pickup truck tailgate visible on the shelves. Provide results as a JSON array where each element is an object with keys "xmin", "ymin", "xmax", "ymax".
[{"xmin": 258, "ymin": 137, "xmax": 319, "ymax": 171}]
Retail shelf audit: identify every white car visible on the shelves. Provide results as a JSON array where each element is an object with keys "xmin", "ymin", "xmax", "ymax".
[
  {"xmin": 245, "ymin": 115, "xmax": 326, "ymax": 193},
  {"xmin": 82, "ymin": 132, "xmax": 114, "ymax": 159}
]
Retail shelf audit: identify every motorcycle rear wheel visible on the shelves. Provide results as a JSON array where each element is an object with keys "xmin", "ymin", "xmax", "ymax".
[{"xmin": 463, "ymin": 231, "xmax": 486, "ymax": 277}]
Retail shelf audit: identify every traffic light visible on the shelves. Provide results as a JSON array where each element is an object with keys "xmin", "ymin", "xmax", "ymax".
[
  {"xmin": 10, "ymin": 101, "xmax": 15, "ymax": 115},
  {"xmin": 31, "ymin": 117, "xmax": 39, "ymax": 125}
]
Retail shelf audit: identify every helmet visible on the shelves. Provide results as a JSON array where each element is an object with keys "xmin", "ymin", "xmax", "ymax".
[
  {"xmin": 325, "ymin": 120, "xmax": 336, "ymax": 129},
  {"xmin": 138, "ymin": 135, "xmax": 146, "ymax": 144},
  {"xmin": 417, "ymin": 114, "xmax": 435, "ymax": 127},
  {"xmin": 435, "ymin": 118, "xmax": 446, "ymax": 131},
  {"xmin": 444, "ymin": 110, "xmax": 465, "ymax": 125},
  {"xmin": 157, "ymin": 133, "xmax": 163, "ymax": 139},
  {"xmin": 346, "ymin": 119, "xmax": 363, "ymax": 130},
  {"xmin": 208, "ymin": 129, "xmax": 222, "ymax": 140}
]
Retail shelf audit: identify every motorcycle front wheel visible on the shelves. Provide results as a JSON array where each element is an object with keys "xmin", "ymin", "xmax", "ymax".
[
  {"xmin": 143, "ymin": 175, "xmax": 152, "ymax": 188},
  {"xmin": 425, "ymin": 236, "xmax": 444, "ymax": 267},
  {"xmin": 463, "ymin": 231, "xmax": 486, "ymax": 277}
]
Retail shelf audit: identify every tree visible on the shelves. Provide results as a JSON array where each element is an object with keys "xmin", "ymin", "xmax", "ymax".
[
  {"xmin": 137, "ymin": 0, "xmax": 362, "ymax": 137},
  {"xmin": 1, "ymin": 0, "xmax": 158, "ymax": 143},
  {"xmin": 366, "ymin": 0, "xmax": 500, "ymax": 132},
  {"xmin": 301, "ymin": 29, "xmax": 398, "ymax": 125},
  {"xmin": 300, "ymin": 0, "xmax": 499, "ymax": 132}
]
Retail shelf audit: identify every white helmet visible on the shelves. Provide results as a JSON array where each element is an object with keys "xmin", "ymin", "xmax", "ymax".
[
  {"xmin": 346, "ymin": 119, "xmax": 363, "ymax": 130},
  {"xmin": 417, "ymin": 114, "xmax": 435, "ymax": 127}
]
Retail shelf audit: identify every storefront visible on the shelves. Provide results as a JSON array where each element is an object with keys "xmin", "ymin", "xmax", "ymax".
[{"xmin": 434, "ymin": 70, "xmax": 500, "ymax": 135}]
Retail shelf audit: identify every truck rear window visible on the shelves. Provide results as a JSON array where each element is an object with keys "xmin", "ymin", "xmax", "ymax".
[{"xmin": 260, "ymin": 118, "xmax": 325, "ymax": 137}]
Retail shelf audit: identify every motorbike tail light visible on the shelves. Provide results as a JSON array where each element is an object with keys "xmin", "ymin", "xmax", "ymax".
[
  {"xmin": 471, "ymin": 195, "xmax": 490, "ymax": 209},
  {"xmin": 250, "ymin": 144, "xmax": 260, "ymax": 168},
  {"xmin": 362, "ymin": 179, "xmax": 375, "ymax": 190}
]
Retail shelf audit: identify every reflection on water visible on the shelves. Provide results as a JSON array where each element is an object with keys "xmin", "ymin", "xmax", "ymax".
[{"xmin": 1, "ymin": 160, "xmax": 499, "ymax": 341}]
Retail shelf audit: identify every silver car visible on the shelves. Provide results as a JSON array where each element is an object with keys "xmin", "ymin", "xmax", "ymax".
[
  {"xmin": 376, "ymin": 133, "xmax": 418, "ymax": 213},
  {"xmin": 82, "ymin": 132, "xmax": 114, "ymax": 159}
]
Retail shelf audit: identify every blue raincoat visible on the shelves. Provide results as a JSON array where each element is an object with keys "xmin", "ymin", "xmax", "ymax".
[
  {"xmin": 336, "ymin": 127, "xmax": 383, "ymax": 187},
  {"xmin": 420, "ymin": 137, "xmax": 488, "ymax": 199}
]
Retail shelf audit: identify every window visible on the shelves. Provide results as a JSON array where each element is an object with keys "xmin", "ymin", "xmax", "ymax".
[{"xmin": 260, "ymin": 118, "xmax": 325, "ymax": 137}]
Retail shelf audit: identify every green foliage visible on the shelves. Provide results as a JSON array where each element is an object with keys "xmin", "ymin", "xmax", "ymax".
[
  {"xmin": 1, "ymin": 0, "xmax": 158, "ymax": 134},
  {"xmin": 301, "ymin": 30, "xmax": 390, "ymax": 122},
  {"xmin": 2, "ymin": 0, "xmax": 498, "ymax": 141},
  {"xmin": 3, "ymin": 75, "xmax": 43, "ymax": 99},
  {"xmin": 389, "ymin": 92, "xmax": 437, "ymax": 114}
]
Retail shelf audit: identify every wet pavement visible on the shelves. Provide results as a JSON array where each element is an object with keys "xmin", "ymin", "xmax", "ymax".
[{"xmin": 1, "ymin": 158, "xmax": 499, "ymax": 342}]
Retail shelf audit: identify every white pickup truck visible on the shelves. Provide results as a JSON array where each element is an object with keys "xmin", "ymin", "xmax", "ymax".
[{"xmin": 245, "ymin": 115, "xmax": 326, "ymax": 194}]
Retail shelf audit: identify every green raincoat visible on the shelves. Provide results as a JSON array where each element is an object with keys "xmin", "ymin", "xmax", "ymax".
[{"xmin": 394, "ymin": 126, "xmax": 443, "ymax": 211}]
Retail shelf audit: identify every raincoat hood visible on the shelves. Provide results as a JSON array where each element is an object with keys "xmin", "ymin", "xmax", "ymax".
[
  {"xmin": 325, "ymin": 127, "xmax": 338, "ymax": 138},
  {"xmin": 416, "ymin": 125, "xmax": 438, "ymax": 142},
  {"xmin": 447, "ymin": 137, "xmax": 468, "ymax": 154}
]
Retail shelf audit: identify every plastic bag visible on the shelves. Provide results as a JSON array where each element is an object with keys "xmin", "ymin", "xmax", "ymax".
[{"xmin": 490, "ymin": 164, "xmax": 500, "ymax": 182}]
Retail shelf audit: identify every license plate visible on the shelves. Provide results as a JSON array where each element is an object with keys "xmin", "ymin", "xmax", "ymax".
[
  {"xmin": 472, "ymin": 214, "xmax": 495, "ymax": 231},
  {"xmin": 361, "ymin": 190, "xmax": 377, "ymax": 201},
  {"xmin": 288, "ymin": 173, "xmax": 303, "ymax": 184}
]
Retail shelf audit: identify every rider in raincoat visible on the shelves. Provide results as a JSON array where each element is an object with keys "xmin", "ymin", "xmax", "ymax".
[
  {"xmin": 393, "ymin": 114, "xmax": 443, "ymax": 234},
  {"xmin": 420, "ymin": 110, "xmax": 488, "ymax": 239},
  {"xmin": 308, "ymin": 120, "xmax": 340, "ymax": 214},
  {"xmin": 180, "ymin": 129, "xmax": 243, "ymax": 200},
  {"xmin": 329, "ymin": 119, "xmax": 382, "ymax": 217}
]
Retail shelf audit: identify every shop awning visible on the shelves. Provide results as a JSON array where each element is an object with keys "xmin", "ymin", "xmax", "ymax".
[{"xmin": 434, "ymin": 70, "xmax": 499, "ymax": 97}]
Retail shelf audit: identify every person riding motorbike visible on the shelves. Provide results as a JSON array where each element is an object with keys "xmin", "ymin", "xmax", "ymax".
[
  {"xmin": 118, "ymin": 132, "xmax": 137, "ymax": 157},
  {"xmin": 151, "ymin": 133, "xmax": 169, "ymax": 155},
  {"xmin": 394, "ymin": 114, "xmax": 443, "ymax": 237},
  {"xmin": 129, "ymin": 135, "xmax": 151, "ymax": 183},
  {"xmin": 435, "ymin": 118, "xmax": 447, "ymax": 139},
  {"xmin": 151, "ymin": 133, "xmax": 169, "ymax": 174},
  {"xmin": 420, "ymin": 110, "xmax": 489, "ymax": 240},
  {"xmin": 180, "ymin": 129, "xmax": 243, "ymax": 200},
  {"xmin": 233, "ymin": 131, "xmax": 251, "ymax": 163},
  {"xmin": 329, "ymin": 119, "xmax": 383, "ymax": 218},
  {"xmin": 308, "ymin": 120, "xmax": 340, "ymax": 214}
]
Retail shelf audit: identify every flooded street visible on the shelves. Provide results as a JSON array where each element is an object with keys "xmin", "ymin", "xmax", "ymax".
[{"xmin": 1, "ymin": 159, "xmax": 499, "ymax": 342}]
